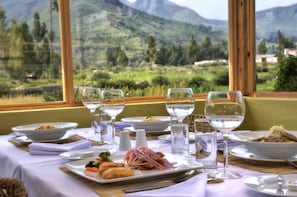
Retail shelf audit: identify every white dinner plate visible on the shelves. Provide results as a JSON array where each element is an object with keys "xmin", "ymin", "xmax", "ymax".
[
  {"xmin": 12, "ymin": 133, "xmax": 73, "ymax": 143},
  {"xmin": 229, "ymin": 131, "xmax": 297, "ymax": 159},
  {"xmin": 121, "ymin": 116, "xmax": 170, "ymax": 132},
  {"xmin": 65, "ymin": 152, "xmax": 203, "ymax": 184},
  {"xmin": 125, "ymin": 126, "xmax": 170, "ymax": 134},
  {"xmin": 60, "ymin": 148, "xmax": 116, "ymax": 160},
  {"xmin": 244, "ymin": 174, "xmax": 297, "ymax": 196},
  {"xmin": 158, "ymin": 133, "xmax": 195, "ymax": 142},
  {"xmin": 230, "ymin": 146, "xmax": 297, "ymax": 162}
]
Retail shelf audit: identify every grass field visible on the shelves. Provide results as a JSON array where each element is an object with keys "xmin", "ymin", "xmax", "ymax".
[{"xmin": 0, "ymin": 62, "xmax": 277, "ymax": 104}]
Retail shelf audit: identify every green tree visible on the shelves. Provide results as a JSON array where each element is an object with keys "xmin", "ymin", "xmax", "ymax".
[
  {"xmin": 274, "ymin": 55, "xmax": 297, "ymax": 91},
  {"xmin": 146, "ymin": 35, "xmax": 156, "ymax": 66},
  {"xmin": 0, "ymin": 9, "xmax": 8, "ymax": 56},
  {"xmin": 276, "ymin": 30, "xmax": 296, "ymax": 58},
  {"xmin": 258, "ymin": 39, "xmax": 267, "ymax": 54},
  {"xmin": 6, "ymin": 21, "xmax": 34, "ymax": 81},
  {"xmin": 187, "ymin": 35, "xmax": 198, "ymax": 65},
  {"xmin": 155, "ymin": 45, "xmax": 169, "ymax": 65}
]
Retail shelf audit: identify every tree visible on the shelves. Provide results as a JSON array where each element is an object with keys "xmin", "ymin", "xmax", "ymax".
[
  {"xmin": 274, "ymin": 55, "xmax": 297, "ymax": 91},
  {"xmin": 258, "ymin": 39, "xmax": 267, "ymax": 54},
  {"xmin": 146, "ymin": 35, "xmax": 156, "ymax": 67},
  {"xmin": 276, "ymin": 30, "xmax": 296, "ymax": 58},
  {"xmin": 187, "ymin": 35, "xmax": 198, "ymax": 65},
  {"xmin": 0, "ymin": 9, "xmax": 8, "ymax": 56}
]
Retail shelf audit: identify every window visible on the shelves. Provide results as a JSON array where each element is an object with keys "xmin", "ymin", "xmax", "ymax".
[
  {"xmin": 70, "ymin": 0, "xmax": 229, "ymax": 101},
  {"xmin": 1, "ymin": 0, "xmax": 295, "ymax": 111},
  {"xmin": 255, "ymin": 0, "xmax": 297, "ymax": 95},
  {"xmin": 0, "ymin": 0, "xmax": 64, "ymax": 109}
]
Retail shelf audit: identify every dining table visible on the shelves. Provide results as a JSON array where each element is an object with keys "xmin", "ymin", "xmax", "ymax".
[{"xmin": 1, "ymin": 127, "xmax": 297, "ymax": 197}]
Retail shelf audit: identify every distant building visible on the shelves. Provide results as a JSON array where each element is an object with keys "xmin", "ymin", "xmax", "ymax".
[
  {"xmin": 194, "ymin": 59, "xmax": 227, "ymax": 65},
  {"xmin": 284, "ymin": 48, "xmax": 297, "ymax": 57},
  {"xmin": 256, "ymin": 54, "xmax": 277, "ymax": 64}
]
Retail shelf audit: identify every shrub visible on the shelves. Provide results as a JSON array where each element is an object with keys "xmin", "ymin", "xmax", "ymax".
[{"xmin": 151, "ymin": 76, "xmax": 170, "ymax": 86}]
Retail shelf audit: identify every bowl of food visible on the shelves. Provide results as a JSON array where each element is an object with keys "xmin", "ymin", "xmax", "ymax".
[
  {"xmin": 11, "ymin": 122, "xmax": 78, "ymax": 142},
  {"xmin": 229, "ymin": 126, "xmax": 297, "ymax": 159},
  {"xmin": 121, "ymin": 116, "xmax": 170, "ymax": 131}
]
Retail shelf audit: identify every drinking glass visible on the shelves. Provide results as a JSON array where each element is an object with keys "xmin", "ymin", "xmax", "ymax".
[
  {"xmin": 80, "ymin": 86, "xmax": 101, "ymax": 138},
  {"xmin": 101, "ymin": 89, "xmax": 125, "ymax": 145},
  {"xmin": 204, "ymin": 90, "xmax": 245, "ymax": 179},
  {"xmin": 165, "ymin": 88, "xmax": 195, "ymax": 124}
]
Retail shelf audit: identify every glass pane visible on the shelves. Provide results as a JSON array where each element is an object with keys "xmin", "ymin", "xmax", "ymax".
[
  {"xmin": 0, "ymin": 0, "xmax": 62, "ymax": 105},
  {"xmin": 256, "ymin": 1, "xmax": 297, "ymax": 91},
  {"xmin": 71, "ymin": 0, "xmax": 228, "ymax": 99}
]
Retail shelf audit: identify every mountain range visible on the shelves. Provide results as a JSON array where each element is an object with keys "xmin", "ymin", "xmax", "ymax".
[{"xmin": 0, "ymin": 0, "xmax": 297, "ymax": 40}]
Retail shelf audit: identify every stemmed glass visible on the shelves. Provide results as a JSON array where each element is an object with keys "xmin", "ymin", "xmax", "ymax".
[
  {"xmin": 165, "ymin": 88, "xmax": 195, "ymax": 124},
  {"xmin": 100, "ymin": 89, "xmax": 125, "ymax": 145},
  {"xmin": 204, "ymin": 90, "xmax": 245, "ymax": 179},
  {"xmin": 80, "ymin": 86, "xmax": 101, "ymax": 138}
]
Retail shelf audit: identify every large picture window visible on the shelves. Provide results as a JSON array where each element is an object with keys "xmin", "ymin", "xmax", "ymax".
[
  {"xmin": 0, "ymin": 0, "xmax": 62, "ymax": 108},
  {"xmin": 1, "ymin": 0, "xmax": 297, "ymax": 111}
]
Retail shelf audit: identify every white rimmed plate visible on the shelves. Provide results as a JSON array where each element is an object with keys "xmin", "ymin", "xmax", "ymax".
[
  {"xmin": 229, "ymin": 131, "xmax": 297, "ymax": 159},
  {"xmin": 65, "ymin": 152, "xmax": 203, "ymax": 184},
  {"xmin": 12, "ymin": 133, "xmax": 74, "ymax": 143},
  {"xmin": 121, "ymin": 116, "xmax": 170, "ymax": 131},
  {"xmin": 11, "ymin": 122, "xmax": 78, "ymax": 142},
  {"xmin": 230, "ymin": 146, "xmax": 297, "ymax": 162},
  {"xmin": 244, "ymin": 174, "xmax": 297, "ymax": 196},
  {"xmin": 158, "ymin": 133, "xmax": 195, "ymax": 142},
  {"xmin": 60, "ymin": 148, "xmax": 116, "ymax": 160}
]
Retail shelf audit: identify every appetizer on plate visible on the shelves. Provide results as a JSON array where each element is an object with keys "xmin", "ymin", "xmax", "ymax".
[
  {"xmin": 253, "ymin": 125, "xmax": 297, "ymax": 143},
  {"xmin": 84, "ymin": 151, "xmax": 134, "ymax": 179},
  {"xmin": 124, "ymin": 146, "xmax": 174, "ymax": 170}
]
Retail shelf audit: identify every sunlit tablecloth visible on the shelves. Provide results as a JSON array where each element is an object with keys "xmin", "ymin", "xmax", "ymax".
[{"xmin": 0, "ymin": 128, "xmax": 293, "ymax": 197}]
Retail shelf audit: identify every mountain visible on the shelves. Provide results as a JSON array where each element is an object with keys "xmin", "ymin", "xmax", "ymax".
[
  {"xmin": 256, "ymin": 3, "xmax": 297, "ymax": 41},
  {"xmin": 120, "ymin": 0, "xmax": 227, "ymax": 28}
]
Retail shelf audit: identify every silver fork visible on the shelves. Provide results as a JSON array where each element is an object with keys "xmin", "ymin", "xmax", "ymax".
[
  {"xmin": 123, "ymin": 170, "xmax": 199, "ymax": 193},
  {"xmin": 285, "ymin": 159, "xmax": 297, "ymax": 169}
]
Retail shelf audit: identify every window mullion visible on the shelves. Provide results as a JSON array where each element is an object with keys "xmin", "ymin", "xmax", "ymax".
[{"xmin": 58, "ymin": 0, "xmax": 74, "ymax": 104}]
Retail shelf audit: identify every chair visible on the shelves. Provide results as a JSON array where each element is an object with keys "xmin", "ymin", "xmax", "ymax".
[
  {"xmin": 0, "ymin": 178, "xmax": 28, "ymax": 197},
  {"xmin": 183, "ymin": 114, "xmax": 214, "ymax": 133}
]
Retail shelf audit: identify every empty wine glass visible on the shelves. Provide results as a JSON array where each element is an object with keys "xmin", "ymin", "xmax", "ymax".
[
  {"xmin": 80, "ymin": 86, "xmax": 101, "ymax": 139},
  {"xmin": 165, "ymin": 88, "xmax": 195, "ymax": 124},
  {"xmin": 101, "ymin": 89, "xmax": 125, "ymax": 145},
  {"xmin": 204, "ymin": 90, "xmax": 245, "ymax": 179}
]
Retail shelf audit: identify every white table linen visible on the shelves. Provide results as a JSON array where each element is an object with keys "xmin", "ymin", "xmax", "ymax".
[
  {"xmin": 0, "ymin": 128, "xmax": 286, "ymax": 197},
  {"xmin": 28, "ymin": 139, "xmax": 91, "ymax": 155}
]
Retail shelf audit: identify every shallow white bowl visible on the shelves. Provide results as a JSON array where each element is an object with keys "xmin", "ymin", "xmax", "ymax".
[
  {"xmin": 229, "ymin": 130, "xmax": 297, "ymax": 159},
  {"xmin": 121, "ymin": 116, "xmax": 170, "ymax": 131},
  {"xmin": 12, "ymin": 122, "xmax": 78, "ymax": 142}
]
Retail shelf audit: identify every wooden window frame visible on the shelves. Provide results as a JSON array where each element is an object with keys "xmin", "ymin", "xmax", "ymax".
[{"xmin": 1, "ymin": 0, "xmax": 295, "ymax": 111}]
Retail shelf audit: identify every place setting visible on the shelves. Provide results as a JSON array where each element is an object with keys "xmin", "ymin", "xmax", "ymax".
[{"xmin": 8, "ymin": 122, "xmax": 101, "ymax": 153}]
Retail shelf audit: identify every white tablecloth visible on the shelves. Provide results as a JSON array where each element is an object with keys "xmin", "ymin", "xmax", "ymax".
[{"xmin": 0, "ymin": 128, "xmax": 279, "ymax": 197}]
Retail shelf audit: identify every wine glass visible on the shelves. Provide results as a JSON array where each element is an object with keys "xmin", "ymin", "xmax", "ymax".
[
  {"xmin": 80, "ymin": 86, "xmax": 101, "ymax": 138},
  {"xmin": 100, "ymin": 89, "xmax": 125, "ymax": 145},
  {"xmin": 165, "ymin": 88, "xmax": 195, "ymax": 124},
  {"xmin": 204, "ymin": 90, "xmax": 245, "ymax": 179}
]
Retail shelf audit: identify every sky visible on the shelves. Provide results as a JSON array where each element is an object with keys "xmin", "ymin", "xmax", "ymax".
[
  {"xmin": 170, "ymin": 0, "xmax": 297, "ymax": 20},
  {"xmin": 126, "ymin": 0, "xmax": 297, "ymax": 20}
]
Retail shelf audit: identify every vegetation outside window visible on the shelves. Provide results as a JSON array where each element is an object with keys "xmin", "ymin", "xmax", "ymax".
[
  {"xmin": 255, "ymin": 0, "xmax": 297, "ymax": 95},
  {"xmin": 0, "ymin": 0, "xmax": 62, "ymax": 108}
]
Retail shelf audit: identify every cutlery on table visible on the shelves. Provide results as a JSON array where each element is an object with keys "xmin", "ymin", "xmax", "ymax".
[
  {"xmin": 123, "ymin": 170, "xmax": 223, "ymax": 193},
  {"xmin": 285, "ymin": 159, "xmax": 297, "ymax": 169}
]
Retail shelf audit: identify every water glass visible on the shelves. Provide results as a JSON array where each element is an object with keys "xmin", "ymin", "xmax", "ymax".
[
  {"xmin": 170, "ymin": 123, "xmax": 189, "ymax": 154},
  {"xmin": 99, "ymin": 112, "xmax": 113, "ymax": 144},
  {"xmin": 195, "ymin": 131, "xmax": 217, "ymax": 171}
]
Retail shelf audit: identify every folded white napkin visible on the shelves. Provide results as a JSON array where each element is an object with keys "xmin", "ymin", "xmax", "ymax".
[
  {"xmin": 124, "ymin": 173, "xmax": 207, "ymax": 197},
  {"xmin": 28, "ymin": 140, "xmax": 91, "ymax": 155}
]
